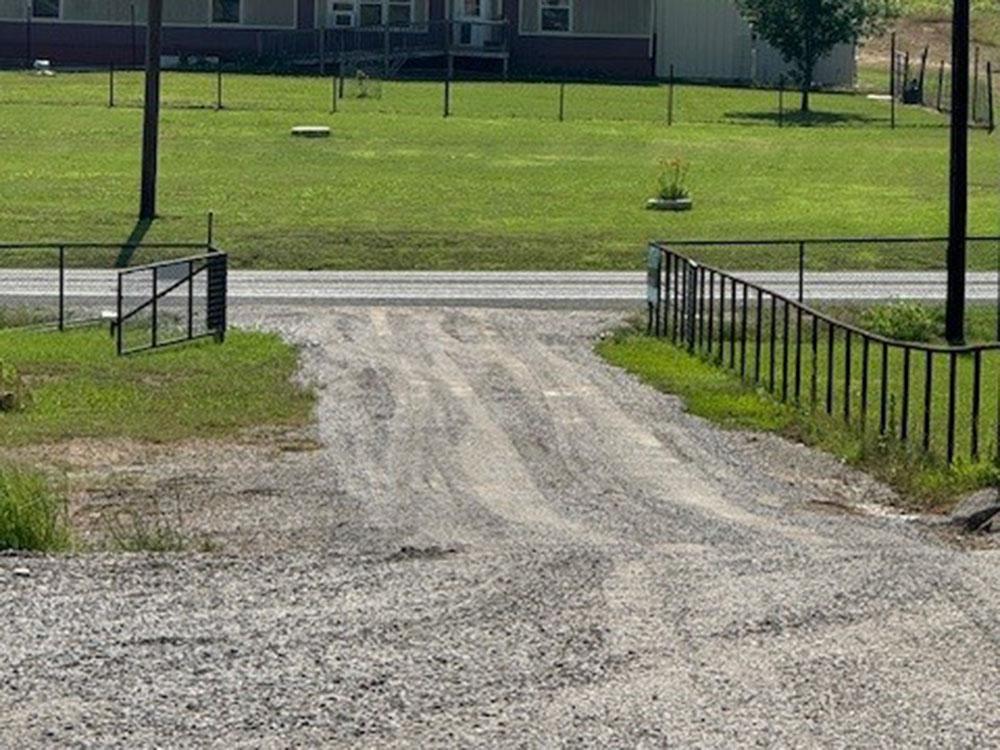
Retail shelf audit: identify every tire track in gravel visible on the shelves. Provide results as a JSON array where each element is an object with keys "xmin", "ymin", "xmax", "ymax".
[{"xmin": 4, "ymin": 306, "xmax": 1000, "ymax": 748}]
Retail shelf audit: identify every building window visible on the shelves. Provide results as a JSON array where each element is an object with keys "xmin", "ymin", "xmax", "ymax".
[
  {"xmin": 356, "ymin": 1, "xmax": 413, "ymax": 27},
  {"xmin": 330, "ymin": 2, "xmax": 356, "ymax": 27},
  {"xmin": 212, "ymin": 0, "xmax": 240, "ymax": 24},
  {"xmin": 387, "ymin": 1, "xmax": 411, "ymax": 26},
  {"xmin": 32, "ymin": 0, "xmax": 59, "ymax": 18},
  {"xmin": 540, "ymin": 0, "xmax": 571, "ymax": 33},
  {"xmin": 359, "ymin": 1, "xmax": 382, "ymax": 26}
]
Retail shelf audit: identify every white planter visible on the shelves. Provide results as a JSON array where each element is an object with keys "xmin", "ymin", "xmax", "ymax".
[{"xmin": 646, "ymin": 197, "xmax": 693, "ymax": 212}]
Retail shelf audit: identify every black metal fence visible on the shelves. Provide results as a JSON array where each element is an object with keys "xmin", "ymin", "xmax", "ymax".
[
  {"xmin": 0, "ymin": 232, "xmax": 226, "ymax": 356},
  {"xmin": 648, "ymin": 242, "xmax": 1000, "ymax": 467},
  {"xmin": 2, "ymin": 59, "xmax": 949, "ymax": 129},
  {"xmin": 660, "ymin": 236, "xmax": 1000, "ymax": 335},
  {"xmin": 890, "ymin": 37, "xmax": 995, "ymax": 131},
  {"xmin": 116, "ymin": 251, "xmax": 227, "ymax": 356}
]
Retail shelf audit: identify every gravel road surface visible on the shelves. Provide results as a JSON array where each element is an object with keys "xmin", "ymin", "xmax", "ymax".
[{"xmin": 2, "ymin": 307, "xmax": 999, "ymax": 748}]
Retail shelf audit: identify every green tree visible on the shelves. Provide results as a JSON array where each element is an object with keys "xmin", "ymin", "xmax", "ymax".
[{"xmin": 736, "ymin": 0, "xmax": 898, "ymax": 112}]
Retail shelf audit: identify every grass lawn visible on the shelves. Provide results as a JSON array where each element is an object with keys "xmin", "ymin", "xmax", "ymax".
[
  {"xmin": 599, "ymin": 306, "xmax": 1000, "ymax": 508},
  {"xmin": 0, "ymin": 324, "xmax": 314, "ymax": 446},
  {"xmin": 1, "ymin": 71, "xmax": 996, "ymax": 272}
]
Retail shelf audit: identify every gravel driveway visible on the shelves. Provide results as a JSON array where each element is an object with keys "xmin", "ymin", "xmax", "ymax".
[{"xmin": 2, "ymin": 306, "xmax": 999, "ymax": 748}]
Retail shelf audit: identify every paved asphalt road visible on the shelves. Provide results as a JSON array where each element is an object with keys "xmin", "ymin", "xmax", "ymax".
[
  {"xmin": 1, "ymin": 307, "xmax": 998, "ymax": 747},
  {"xmin": 2, "ymin": 269, "xmax": 999, "ymax": 308}
]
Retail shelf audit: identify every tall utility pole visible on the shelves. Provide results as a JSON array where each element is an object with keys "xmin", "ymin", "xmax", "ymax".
[
  {"xmin": 139, "ymin": 0, "xmax": 163, "ymax": 220},
  {"xmin": 946, "ymin": 0, "xmax": 970, "ymax": 344}
]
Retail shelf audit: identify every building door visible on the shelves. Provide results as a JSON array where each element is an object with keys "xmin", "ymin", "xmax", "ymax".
[{"xmin": 454, "ymin": 0, "xmax": 501, "ymax": 47}]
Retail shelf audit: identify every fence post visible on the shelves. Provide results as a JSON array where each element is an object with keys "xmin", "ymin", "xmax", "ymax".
[
  {"xmin": 889, "ymin": 32, "xmax": 896, "ymax": 130},
  {"xmin": 919, "ymin": 45, "xmax": 929, "ymax": 101},
  {"xmin": 58, "ymin": 245, "xmax": 65, "ymax": 332},
  {"xmin": 558, "ymin": 82, "xmax": 565, "ymax": 122},
  {"xmin": 151, "ymin": 266, "xmax": 158, "ymax": 349},
  {"xmin": 797, "ymin": 241, "xmax": 805, "ymax": 302},
  {"xmin": 319, "ymin": 26, "xmax": 326, "ymax": 77},
  {"xmin": 444, "ymin": 77, "xmax": 451, "ymax": 118},
  {"xmin": 383, "ymin": 23, "xmax": 391, "ymax": 78},
  {"xmin": 207, "ymin": 211, "xmax": 214, "ymax": 249},
  {"xmin": 973, "ymin": 45, "xmax": 981, "ymax": 123},
  {"xmin": 667, "ymin": 63, "xmax": 674, "ymax": 126},
  {"xmin": 109, "ymin": 62, "xmax": 115, "ymax": 108},
  {"xmin": 130, "ymin": 4, "xmax": 137, "ymax": 68},
  {"xmin": 216, "ymin": 57, "xmax": 223, "ymax": 110},
  {"xmin": 116, "ymin": 270, "xmax": 123, "ymax": 355},
  {"xmin": 331, "ymin": 74, "xmax": 338, "ymax": 114},
  {"xmin": 778, "ymin": 75, "xmax": 785, "ymax": 128},
  {"xmin": 988, "ymin": 61, "xmax": 995, "ymax": 133},
  {"xmin": 339, "ymin": 56, "xmax": 346, "ymax": 99},
  {"xmin": 24, "ymin": 8, "xmax": 31, "ymax": 70},
  {"xmin": 937, "ymin": 60, "xmax": 945, "ymax": 111},
  {"xmin": 187, "ymin": 259, "xmax": 195, "ymax": 340}
]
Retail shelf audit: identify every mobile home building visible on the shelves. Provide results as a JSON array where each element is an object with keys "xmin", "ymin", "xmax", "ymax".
[{"xmin": 0, "ymin": 1, "xmax": 855, "ymax": 86}]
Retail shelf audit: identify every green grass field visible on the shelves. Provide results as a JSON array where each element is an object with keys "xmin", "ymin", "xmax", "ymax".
[
  {"xmin": 600, "ymin": 306, "xmax": 1000, "ymax": 506},
  {"xmin": 0, "ymin": 325, "xmax": 313, "ymax": 446},
  {"xmin": 1, "ymin": 70, "xmax": 996, "ymax": 271}
]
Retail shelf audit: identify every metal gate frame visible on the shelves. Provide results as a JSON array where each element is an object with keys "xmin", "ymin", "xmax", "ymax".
[{"xmin": 116, "ymin": 250, "xmax": 228, "ymax": 356}]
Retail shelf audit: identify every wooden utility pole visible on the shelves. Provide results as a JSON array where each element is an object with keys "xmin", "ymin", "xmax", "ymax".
[
  {"xmin": 946, "ymin": 0, "xmax": 970, "ymax": 344},
  {"xmin": 139, "ymin": 0, "xmax": 163, "ymax": 220}
]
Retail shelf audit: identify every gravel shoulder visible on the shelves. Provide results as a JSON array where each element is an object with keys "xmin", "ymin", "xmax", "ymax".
[{"xmin": 2, "ymin": 306, "xmax": 999, "ymax": 748}]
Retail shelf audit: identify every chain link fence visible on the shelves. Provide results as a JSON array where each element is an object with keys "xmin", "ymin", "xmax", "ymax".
[{"xmin": 0, "ymin": 65, "xmax": 951, "ymax": 129}]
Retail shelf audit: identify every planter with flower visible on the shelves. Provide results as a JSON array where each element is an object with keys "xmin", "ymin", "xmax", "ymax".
[{"xmin": 647, "ymin": 158, "xmax": 693, "ymax": 212}]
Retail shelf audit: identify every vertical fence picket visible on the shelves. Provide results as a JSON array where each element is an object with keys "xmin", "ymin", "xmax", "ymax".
[
  {"xmin": 740, "ymin": 285, "xmax": 748, "ymax": 380},
  {"xmin": 755, "ymin": 289, "xmax": 763, "ymax": 384},
  {"xmin": 769, "ymin": 296, "xmax": 777, "ymax": 393},
  {"xmin": 707, "ymin": 269, "xmax": 714, "ymax": 355},
  {"xmin": 861, "ymin": 337, "xmax": 870, "ymax": 432},
  {"xmin": 880, "ymin": 343, "xmax": 889, "ymax": 434},
  {"xmin": 947, "ymin": 352, "xmax": 958, "ymax": 463},
  {"xmin": 923, "ymin": 351, "xmax": 934, "ymax": 453},
  {"xmin": 826, "ymin": 322, "xmax": 835, "ymax": 415},
  {"xmin": 902, "ymin": 348, "xmax": 911, "ymax": 442},
  {"xmin": 698, "ymin": 267, "xmax": 706, "ymax": 350},
  {"xmin": 781, "ymin": 300, "xmax": 790, "ymax": 403},
  {"xmin": 729, "ymin": 278, "xmax": 737, "ymax": 369},
  {"xmin": 844, "ymin": 331, "xmax": 852, "ymax": 423},
  {"xmin": 972, "ymin": 351, "xmax": 982, "ymax": 460},
  {"xmin": 794, "ymin": 308, "xmax": 803, "ymax": 405},
  {"xmin": 810, "ymin": 314, "xmax": 819, "ymax": 407}
]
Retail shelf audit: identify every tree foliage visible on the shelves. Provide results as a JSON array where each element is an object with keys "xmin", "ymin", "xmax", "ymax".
[{"xmin": 736, "ymin": 0, "xmax": 899, "ymax": 111}]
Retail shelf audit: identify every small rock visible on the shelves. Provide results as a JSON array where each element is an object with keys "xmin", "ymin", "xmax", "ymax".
[{"xmin": 13, "ymin": 567, "xmax": 31, "ymax": 578}]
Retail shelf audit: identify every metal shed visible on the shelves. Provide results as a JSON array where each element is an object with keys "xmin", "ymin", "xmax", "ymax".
[{"xmin": 654, "ymin": 0, "xmax": 856, "ymax": 87}]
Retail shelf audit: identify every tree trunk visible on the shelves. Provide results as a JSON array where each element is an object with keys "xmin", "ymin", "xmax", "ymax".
[{"xmin": 800, "ymin": 60, "xmax": 815, "ymax": 113}]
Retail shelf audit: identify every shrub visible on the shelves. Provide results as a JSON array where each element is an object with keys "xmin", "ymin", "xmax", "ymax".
[
  {"xmin": 0, "ymin": 467, "xmax": 71, "ymax": 552},
  {"xmin": 861, "ymin": 303, "xmax": 940, "ymax": 343},
  {"xmin": 657, "ymin": 158, "xmax": 691, "ymax": 201}
]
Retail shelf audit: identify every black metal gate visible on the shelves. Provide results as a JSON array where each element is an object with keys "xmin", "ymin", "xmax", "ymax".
[{"xmin": 116, "ymin": 251, "xmax": 228, "ymax": 356}]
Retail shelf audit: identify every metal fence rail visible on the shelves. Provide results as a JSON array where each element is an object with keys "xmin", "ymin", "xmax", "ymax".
[
  {"xmin": 0, "ymin": 241, "xmax": 211, "ymax": 332},
  {"xmin": 662, "ymin": 236, "xmax": 1000, "ymax": 327},
  {"xmin": 648, "ymin": 242, "xmax": 1000, "ymax": 466}
]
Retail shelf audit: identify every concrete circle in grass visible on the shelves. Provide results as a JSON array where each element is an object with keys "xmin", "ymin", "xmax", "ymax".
[{"xmin": 291, "ymin": 126, "xmax": 331, "ymax": 138}]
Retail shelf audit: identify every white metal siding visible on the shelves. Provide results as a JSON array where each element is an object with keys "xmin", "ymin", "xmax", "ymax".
[
  {"xmin": 577, "ymin": 0, "xmax": 650, "ymax": 36},
  {"xmin": 244, "ymin": 0, "xmax": 296, "ymax": 26},
  {"xmin": 164, "ymin": 0, "xmax": 210, "ymax": 25},
  {"xmin": 0, "ymin": 0, "xmax": 25, "ymax": 20},
  {"xmin": 62, "ymin": 0, "xmax": 147, "ymax": 22}
]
